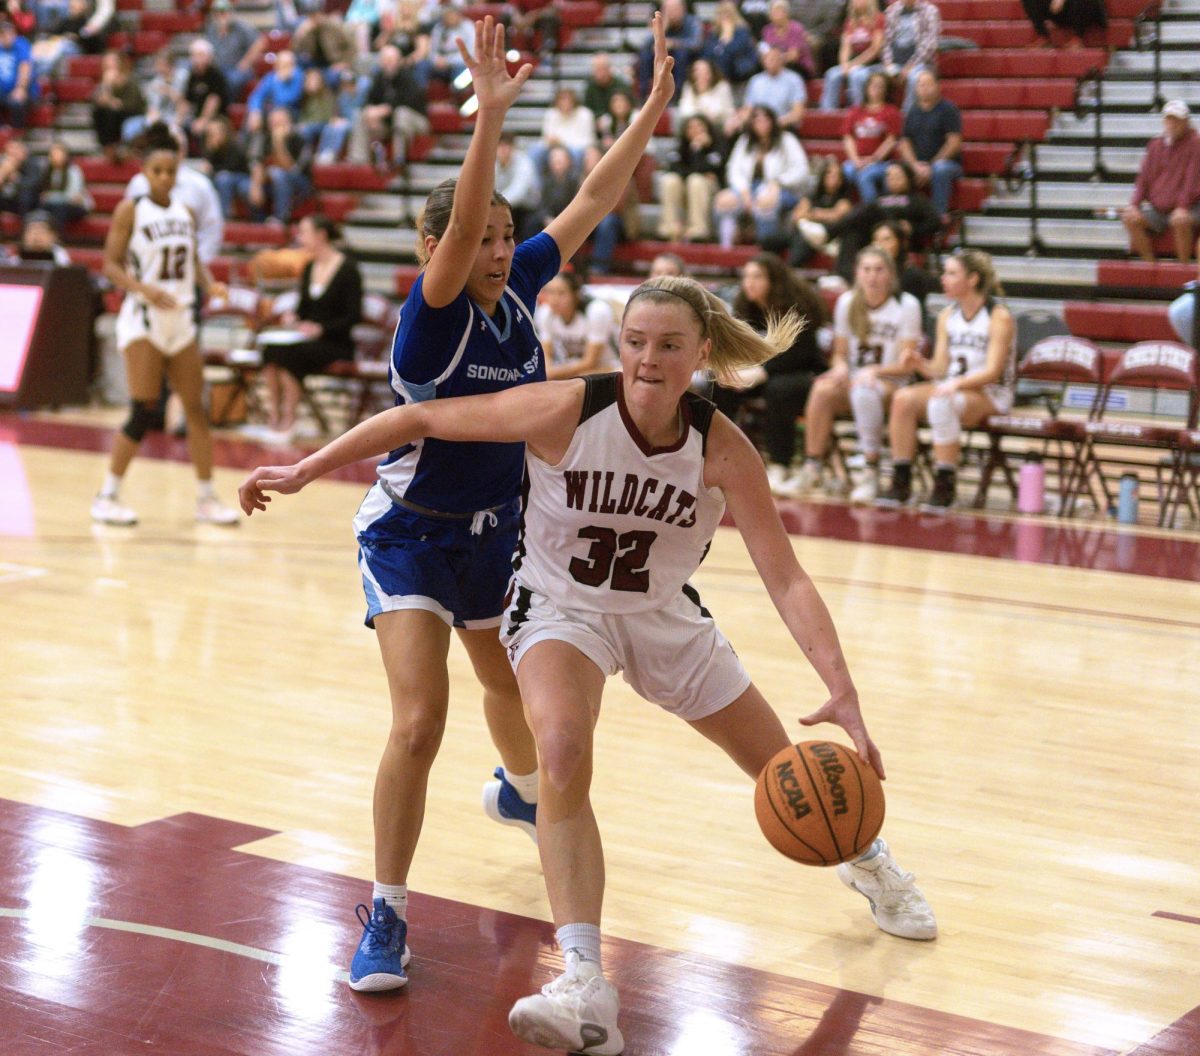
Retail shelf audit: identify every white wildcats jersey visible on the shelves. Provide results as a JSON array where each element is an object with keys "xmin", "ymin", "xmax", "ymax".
[
  {"xmin": 833, "ymin": 290, "xmax": 922, "ymax": 370},
  {"xmin": 513, "ymin": 373, "xmax": 726, "ymax": 614},
  {"xmin": 945, "ymin": 300, "xmax": 1014, "ymax": 387},
  {"xmin": 126, "ymin": 195, "xmax": 196, "ymax": 309}
]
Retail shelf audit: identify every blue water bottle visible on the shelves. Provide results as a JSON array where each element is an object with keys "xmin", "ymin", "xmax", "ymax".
[{"xmin": 1117, "ymin": 473, "xmax": 1139, "ymax": 524}]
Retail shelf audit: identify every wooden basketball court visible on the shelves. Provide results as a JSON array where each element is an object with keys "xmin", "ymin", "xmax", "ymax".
[{"xmin": 1, "ymin": 414, "xmax": 1196, "ymax": 1055}]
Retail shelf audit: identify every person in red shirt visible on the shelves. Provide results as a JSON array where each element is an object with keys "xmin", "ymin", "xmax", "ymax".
[
  {"xmin": 841, "ymin": 70, "xmax": 901, "ymax": 202},
  {"xmin": 1121, "ymin": 100, "xmax": 1200, "ymax": 263},
  {"xmin": 819, "ymin": 0, "xmax": 885, "ymax": 110}
]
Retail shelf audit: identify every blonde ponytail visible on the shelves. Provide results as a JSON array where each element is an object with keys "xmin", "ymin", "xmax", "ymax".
[{"xmin": 623, "ymin": 276, "xmax": 805, "ymax": 387}]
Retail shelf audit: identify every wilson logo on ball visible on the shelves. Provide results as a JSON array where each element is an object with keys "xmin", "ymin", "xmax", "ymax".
[{"xmin": 810, "ymin": 742, "xmax": 848, "ymax": 816}]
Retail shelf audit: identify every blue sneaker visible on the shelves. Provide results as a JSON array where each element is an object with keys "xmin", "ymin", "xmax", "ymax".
[
  {"xmin": 348, "ymin": 898, "xmax": 412, "ymax": 992},
  {"xmin": 482, "ymin": 766, "xmax": 538, "ymax": 844}
]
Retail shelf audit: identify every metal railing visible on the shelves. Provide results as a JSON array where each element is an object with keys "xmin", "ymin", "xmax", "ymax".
[
  {"xmin": 1133, "ymin": 0, "xmax": 1166, "ymax": 112},
  {"xmin": 1002, "ymin": 138, "xmax": 1046, "ymax": 256},
  {"xmin": 1073, "ymin": 65, "xmax": 1110, "ymax": 180}
]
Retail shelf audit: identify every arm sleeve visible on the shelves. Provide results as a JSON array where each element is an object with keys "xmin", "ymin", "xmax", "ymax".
[
  {"xmin": 916, "ymin": 5, "xmax": 940, "ymax": 66},
  {"xmin": 898, "ymin": 293, "xmax": 923, "ymax": 340},
  {"xmin": 390, "ymin": 273, "xmax": 474, "ymax": 386},
  {"xmin": 508, "ymin": 230, "xmax": 562, "ymax": 308},
  {"xmin": 833, "ymin": 292, "xmax": 851, "ymax": 340}
]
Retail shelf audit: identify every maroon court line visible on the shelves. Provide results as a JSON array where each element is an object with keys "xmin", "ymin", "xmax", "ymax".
[{"xmin": 1152, "ymin": 911, "xmax": 1200, "ymax": 926}]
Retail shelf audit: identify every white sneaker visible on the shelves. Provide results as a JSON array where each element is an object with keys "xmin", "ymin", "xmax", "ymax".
[
  {"xmin": 775, "ymin": 460, "xmax": 823, "ymax": 498},
  {"xmin": 91, "ymin": 494, "xmax": 137, "ymax": 526},
  {"xmin": 765, "ymin": 463, "xmax": 793, "ymax": 495},
  {"xmin": 508, "ymin": 951, "xmax": 623, "ymax": 1055},
  {"xmin": 196, "ymin": 496, "xmax": 240, "ymax": 526},
  {"xmin": 837, "ymin": 839, "xmax": 937, "ymax": 941},
  {"xmin": 850, "ymin": 467, "xmax": 879, "ymax": 505}
]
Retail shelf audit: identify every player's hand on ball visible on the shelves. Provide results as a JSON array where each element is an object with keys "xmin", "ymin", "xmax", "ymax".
[{"xmin": 799, "ymin": 691, "xmax": 885, "ymax": 780}]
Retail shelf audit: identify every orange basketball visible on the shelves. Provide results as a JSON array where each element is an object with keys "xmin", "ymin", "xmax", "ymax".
[{"xmin": 754, "ymin": 741, "xmax": 885, "ymax": 866}]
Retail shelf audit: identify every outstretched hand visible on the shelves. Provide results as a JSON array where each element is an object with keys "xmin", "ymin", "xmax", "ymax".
[
  {"xmin": 238, "ymin": 462, "xmax": 310, "ymax": 515},
  {"xmin": 645, "ymin": 12, "xmax": 677, "ymax": 108},
  {"xmin": 458, "ymin": 16, "xmax": 533, "ymax": 113},
  {"xmin": 799, "ymin": 691, "xmax": 885, "ymax": 780}
]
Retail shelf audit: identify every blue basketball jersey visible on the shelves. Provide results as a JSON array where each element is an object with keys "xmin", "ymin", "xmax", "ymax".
[{"xmin": 377, "ymin": 232, "xmax": 560, "ymax": 513}]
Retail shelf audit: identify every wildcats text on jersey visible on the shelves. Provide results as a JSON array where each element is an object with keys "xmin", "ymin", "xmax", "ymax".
[
  {"xmin": 563, "ymin": 469, "xmax": 698, "ymax": 528},
  {"xmin": 139, "ymin": 218, "xmax": 192, "ymax": 242}
]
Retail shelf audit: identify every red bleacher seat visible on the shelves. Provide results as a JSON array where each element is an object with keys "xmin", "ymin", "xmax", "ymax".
[
  {"xmin": 312, "ymin": 164, "xmax": 389, "ymax": 192},
  {"xmin": 222, "ymin": 222, "xmax": 291, "ymax": 248},
  {"xmin": 938, "ymin": 49, "xmax": 1106, "ymax": 79},
  {"xmin": 612, "ymin": 242, "xmax": 758, "ymax": 269},
  {"xmin": 935, "ymin": 0, "xmax": 1143, "ymax": 16},
  {"xmin": 942, "ymin": 79, "xmax": 1076, "ymax": 110},
  {"xmin": 560, "ymin": 1, "xmax": 603, "ymax": 27},
  {"xmin": 1064, "ymin": 302, "xmax": 1178, "ymax": 343},
  {"xmin": 51, "ymin": 77, "xmax": 95, "ymax": 103},
  {"xmin": 27, "ymin": 103, "xmax": 55, "ymax": 129},
  {"xmin": 78, "ymin": 158, "xmax": 140, "ymax": 183},
  {"xmin": 62, "ymin": 216, "xmax": 115, "ymax": 243},
  {"xmin": 1097, "ymin": 261, "xmax": 1196, "ymax": 289},
  {"xmin": 107, "ymin": 30, "xmax": 169, "ymax": 55},
  {"xmin": 138, "ymin": 11, "xmax": 203, "ymax": 33},
  {"xmin": 66, "ymin": 55, "xmax": 103, "ymax": 78},
  {"xmin": 428, "ymin": 103, "xmax": 464, "ymax": 134}
]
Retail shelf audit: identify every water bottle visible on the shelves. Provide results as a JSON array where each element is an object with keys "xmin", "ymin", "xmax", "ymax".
[
  {"xmin": 1017, "ymin": 455, "xmax": 1045, "ymax": 514},
  {"xmin": 1117, "ymin": 473, "xmax": 1139, "ymax": 524}
]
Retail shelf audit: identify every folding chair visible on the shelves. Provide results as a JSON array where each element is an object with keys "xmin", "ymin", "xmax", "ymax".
[{"xmin": 200, "ymin": 285, "xmax": 267, "ymax": 426}]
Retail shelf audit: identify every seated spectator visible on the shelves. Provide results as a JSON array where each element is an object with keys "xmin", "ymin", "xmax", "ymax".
[
  {"xmin": 775, "ymin": 155, "xmax": 856, "ymax": 265},
  {"xmin": 249, "ymin": 106, "xmax": 313, "ymax": 224},
  {"xmin": 1121, "ymin": 100, "xmax": 1200, "ymax": 264},
  {"xmin": 595, "ymin": 90, "xmax": 634, "ymax": 151},
  {"xmin": 206, "ymin": 0, "xmax": 266, "ymax": 101},
  {"xmin": 842, "ymin": 70, "xmax": 902, "ymax": 202},
  {"xmin": 530, "ymin": 86, "xmax": 595, "ymax": 172},
  {"xmin": 637, "ymin": 0, "xmax": 702, "ymax": 99},
  {"xmin": 376, "ymin": 0, "xmax": 430, "ymax": 89},
  {"xmin": 701, "ymin": 2, "xmax": 759, "ymax": 87},
  {"xmin": 91, "ymin": 50, "xmax": 144, "ymax": 161},
  {"xmin": 0, "ymin": 15, "xmax": 35, "ymax": 130},
  {"xmin": 895, "ymin": 70, "xmax": 962, "ymax": 216},
  {"xmin": 677, "ymin": 57, "xmax": 737, "ymax": 139},
  {"xmin": 344, "ymin": 0, "xmax": 387, "ymax": 55},
  {"xmin": 34, "ymin": 140, "xmax": 92, "ymax": 231},
  {"xmin": 423, "ymin": 4, "xmax": 473, "ymax": 89},
  {"xmin": 259, "ymin": 214, "xmax": 363, "ymax": 439},
  {"xmin": 530, "ymin": 144, "xmax": 579, "ymax": 233},
  {"xmin": 714, "ymin": 106, "xmax": 810, "ymax": 247},
  {"xmin": 761, "ymin": 0, "xmax": 816, "ymax": 81},
  {"xmin": 820, "ymin": 0, "xmax": 886, "ymax": 111},
  {"xmin": 501, "ymin": 0, "xmax": 561, "ymax": 56},
  {"xmin": 292, "ymin": 9, "xmax": 357, "ymax": 85},
  {"xmin": 649, "ymin": 250, "xmax": 688, "ymax": 277},
  {"xmin": 350, "ymin": 43, "xmax": 428, "ymax": 169},
  {"xmin": 78, "ymin": 0, "xmax": 116, "ymax": 55},
  {"xmin": 798, "ymin": 0, "xmax": 851, "ymax": 75},
  {"xmin": 119, "ymin": 51, "xmax": 183, "ymax": 146},
  {"xmin": 30, "ymin": 0, "xmax": 91, "ymax": 78},
  {"xmin": 871, "ymin": 218, "xmax": 932, "ymax": 309},
  {"xmin": 0, "ymin": 137, "xmax": 37, "ymax": 216},
  {"xmin": 738, "ymin": 44, "xmax": 807, "ymax": 135},
  {"xmin": 1022, "ymin": 0, "xmax": 1106, "ymax": 50},
  {"xmin": 203, "ymin": 116, "xmax": 254, "ymax": 220},
  {"xmin": 494, "ymin": 130, "xmax": 540, "ymax": 241},
  {"xmin": 534, "ymin": 271, "xmax": 618, "ymax": 379},
  {"xmin": 181, "ymin": 39, "xmax": 231, "ymax": 146},
  {"xmin": 6, "ymin": 1, "xmax": 34, "ymax": 36},
  {"xmin": 657, "ymin": 113, "xmax": 725, "ymax": 243},
  {"xmin": 711, "ymin": 254, "xmax": 829, "ymax": 479},
  {"xmin": 738, "ymin": 0, "xmax": 773, "ymax": 38},
  {"xmin": 786, "ymin": 246, "xmax": 923, "ymax": 501},
  {"xmin": 583, "ymin": 53, "xmax": 630, "ymax": 122},
  {"xmin": 246, "ymin": 50, "xmax": 304, "ymax": 135},
  {"xmin": 14, "ymin": 208, "xmax": 72, "ymax": 263},
  {"xmin": 298, "ymin": 66, "xmax": 351, "ymax": 164},
  {"xmin": 881, "ymin": 0, "xmax": 941, "ymax": 111}
]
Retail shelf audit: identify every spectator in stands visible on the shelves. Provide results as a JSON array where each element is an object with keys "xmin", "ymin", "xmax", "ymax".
[
  {"xmin": 872, "ymin": 217, "xmax": 932, "ymax": 309},
  {"xmin": 534, "ymin": 270, "xmax": 619, "ymax": 379},
  {"xmin": 15, "ymin": 208, "xmax": 71, "ymax": 263},
  {"xmin": 798, "ymin": 0, "xmax": 851, "ymax": 76},
  {"xmin": 0, "ymin": 15, "xmax": 34, "ymax": 130},
  {"xmin": 881, "ymin": 0, "xmax": 940, "ymax": 111},
  {"xmin": 273, "ymin": 0, "xmax": 309, "ymax": 34},
  {"xmin": 775, "ymin": 155, "xmax": 856, "ymax": 265},
  {"xmin": 877, "ymin": 248, "xmax": 1015, "ymax": 511},
  {"xmin": 345, "ymin": 0, "xmax": 388, "ymax": 55},
  {"xmin": 292, "ymin": 9, "xmax": 358, "ymax": 85},
  {"xmin": 30, "ymin": 0, "xmax": 91, "ymax": 78},
  {"xmin": 787, "ymin": 245, "xmax": 923, "ymax": 501},
  {"xmin": 583, "ymin": 53, "xmax": 630, "ymax": 122},
  {"xmin": 701, "ymin": 2, "xmax": 759, "ymax": 87},
  {"xmin": 894, "ymin": 69, "xmax": 962, "ymax": 216},
  {"xmin": 1022, "ymin": 0, "xmax": 1106, "ymax": 50},
  {"xmin": 761, "ymin": 0, "xmax": 816, "ymax": 81},
  {"xmin": 531, "ymin": 86, "xmax": 595, "ymax": 172},
  {"xmin": 530, "ymin": 144, "xmax": 579, "ymax": 233},
  {"xmin": 677, "ymin": 57, "xmax": 736, "ymax": 138},
  {"xmin": 120, "ymin": 52, "xmax": 183, "ymax": 147},
  {"xmin": 0, "ymin": 137, "xmax": 37, "ymax": 216},
  {"xmin": 843, "ymin": 70, "xmax": 902, "ymax": 202},
  {"xmin": 637, "ymin": 0, "xmax": 702, "ymax": 99},
  {"xmin": 595, "ymin": 90, "xmax": 634, "ymax": 151},
  {"xmin": 819, "ymin": 0, "xmax": 885, "ymax": 111},
  {"xmin": 649, "ymin": 250, "xmax": 687, "ymax": 277},
  {"xmin": 77, "ymin": 0, "xmax": 115, "ymax": 55},
  {"xmin": 206, "ymin": 0, "xmax": 266, "ymax": 101},
  {"xmin": 1122, "ymin": 100, "xmax": 1200, "ymax": 264},
  {"xmin": 259, "ymin": 214, "xmax": 362, "ymax": 440},
  {"xmin": 501, "ymin": 0, "xmax": 561, "ymax": 56},
  {"xmin": 581, "ymin": 148, "xmax": 641, "ymax": 275},
  {"xmin": 33, "ymin": 140, "xmax": 91, "ymax": 231},
  {"xmin": 249, "ymin": 106, "xmax": 313, "ymax": 225},
  {"xmin": 424, "ymin": 4, "xmax": 473, "ymax": 89},
  {"xmin": 494, "ymin": 130, "xmax": 540, "ymax": 241},
  {"xmin": 738, "ymin": 44, "xmax": 807, "ymax": 135},
  {"xmin": 710, "ymin": 254, "xmax": 828, "ymax": 479},
  {"xmin": 738, "ymin": 0, "xmax": 773, "ymax": 38},
  {"xmin": 204, "ymin": 116, "xmax": 254, "ymax": 220},
  {"xmin": 5, "ymin": 1, "xmax": 34, "ymax": 37},
  {"xmin": 246, "ymin": 49, "xmax": 304, "ymax": 135},
  {"xmin": 376, "ymin": 1, "xmax": 430, "ymax": 88},
  {"xmin": 181, "ymin": 39, "xmax": 232, "ymax": 146},
  {"xmin": 298, "ymin": 66, "xmax": 351, "ymax": 164},
  {"xmin": 351, "ymin": 43, "xmax": 428, "ymax": 169},
  {"xmin": 92, "ymin": 50, "xmax": 144, "ymax": 161},
  {"xmin": 657, "ymin": 113, "xmax": 724, "ymax": 243},
  {"xmin": 714, "ymin": 105, "xmax": 810, "ymax": 247}
]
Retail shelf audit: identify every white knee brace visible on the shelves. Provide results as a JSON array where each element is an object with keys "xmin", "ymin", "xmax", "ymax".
[
  {"xmin": 849, "ymin": 381, "xmax": 886, "ymax": 457},
  {"xmin": 927, "ymin": 391, "xmax": 966, "ymax": 446}
]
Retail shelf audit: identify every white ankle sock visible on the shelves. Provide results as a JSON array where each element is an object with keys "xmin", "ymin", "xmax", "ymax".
[
  {"xmin": 855, "ymin": 838, "xmax": 883, "ymax": 864},
  {"xmin": 556, "ymin": 923, "xmax": 602, "ymax": 969},
  {"xmin": 373, "ymin": 881, "xmax": 408, "ymax": 919},
  {"xmin": 101, "ymin": 472, "xmax": 122, "ymax": 499},
  {"xmin": 197, "ymin": 479, "xmax": 217, "ymax": 501},
  {"xmin": 503, "ymin": 767, "xmax": 539, "ymax": 804}
]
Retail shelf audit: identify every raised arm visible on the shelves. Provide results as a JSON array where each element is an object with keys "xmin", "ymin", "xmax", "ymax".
[
  {"xmin": 422, "ymin": 17, "xmax": 532, "ymax": 308},
  {"xmin": 544, "ymin": 13, "xmax": 675, "ymax": 263}
]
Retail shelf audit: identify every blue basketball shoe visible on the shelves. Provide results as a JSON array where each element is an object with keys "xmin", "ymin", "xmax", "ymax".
[
  {"xmin": 349, "ymin": 898, "xmax": 412, "ymax": 992},
  {"xmin": 482, "ymin": 767, "xmax": 538, "ymax": 844}
]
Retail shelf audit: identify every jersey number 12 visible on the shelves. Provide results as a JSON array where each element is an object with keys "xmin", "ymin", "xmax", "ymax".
[{"xmin": 157, "ymin": 245, "xmax": 188, "ymax": 282}]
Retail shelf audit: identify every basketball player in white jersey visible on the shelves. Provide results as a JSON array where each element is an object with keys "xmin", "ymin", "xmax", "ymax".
[
  {"xmin": 787, "ymin": 247, "xmax": 923, "ymax": 503},
  {"xmin": 92, "ymin": 137, "xmax": 239, "ymax": 526},
  {"xmin": 238, "ymin": 274, "xmax": 937, "ymax": 1056},
  {"xmin": 877, "ymin": 247, "xmax": 1016, "ymax": 512}
]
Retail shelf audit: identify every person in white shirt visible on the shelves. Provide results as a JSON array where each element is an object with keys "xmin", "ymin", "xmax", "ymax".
[
  {"xmin": 533, "ymin": 271, "xmax": 618, "ymax": 379},
  {"xmin": 494, "ymin": 130, "xmax": 541, "ymax": 240},
  {"xmin": 530, "ymin": 87, "xmax": 596, "ymax": 173}
]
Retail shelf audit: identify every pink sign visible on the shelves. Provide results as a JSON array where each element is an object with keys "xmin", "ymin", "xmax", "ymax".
[{"xmin": 0, "ymin": 285, "xmax": 45, "ymax": 393}]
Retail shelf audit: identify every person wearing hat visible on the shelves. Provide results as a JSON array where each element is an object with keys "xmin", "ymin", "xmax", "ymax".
[
  {"xmin": 1121, "ymin": 100, "xmax": 1200, "ymax": 263},
  {"xmin": 205, "ymin": 0, "xmax": 267, "ymax": 100},
  {"xmin": 15, "ymin": 210, "xmax": 71, "ymax": 265}
]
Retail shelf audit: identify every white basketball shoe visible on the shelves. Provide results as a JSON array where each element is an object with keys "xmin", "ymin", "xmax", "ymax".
[
  {"xmin": 837, "ymin": 839, "xmax": 938, "ymax": 941},
  {"xmin": 850, "ymin": 465, "xmax": 879, "ymax": 505},
  {"xmin": 508, "ymin": 950, "xmax": 623, "ymax": 1055},
  {"xmin": 196, "ymin": 496, "xmax": 240, "ymax": 526},
  {"xmin": 91, "ymin": 494, "xmax": 138, "ymax": 526}
]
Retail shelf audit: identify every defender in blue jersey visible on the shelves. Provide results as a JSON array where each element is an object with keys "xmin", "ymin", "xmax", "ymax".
[{"xmin": 240, "ymin": 16, "xmax": 683, "ymax": 998}]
